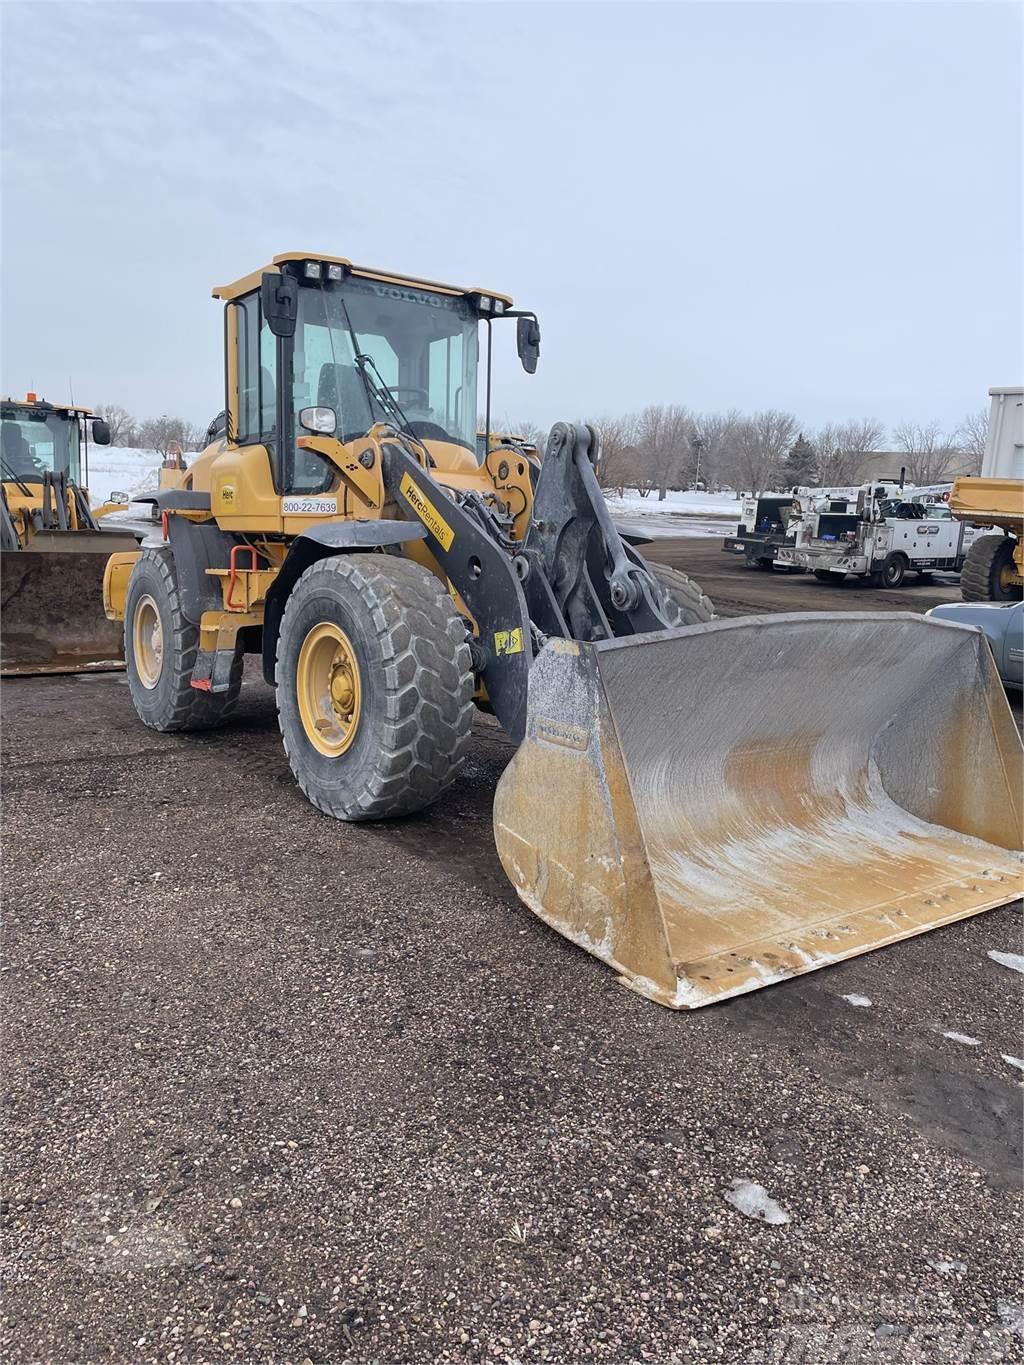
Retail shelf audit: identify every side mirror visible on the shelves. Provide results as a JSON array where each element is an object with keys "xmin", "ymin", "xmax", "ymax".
[
  {"xmin": 516, "ymin": 316, "xmax": 541, "ymax": 374},
  {"xmin": 108, "ymin": 490, "xmax": 129, "ymax": 505},
  {"xmin": 91, "ymin": 418, "xmax": 111, "ymax": 446},
  {"xmin": 260, "ymin": 271, "xmax": 298, "ymax": 338},
  {"xmin": 299, "ymin": 406, "xmax": 337, "ymax": 435}
]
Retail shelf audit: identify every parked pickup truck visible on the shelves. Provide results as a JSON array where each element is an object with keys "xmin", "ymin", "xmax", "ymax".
[{"xmin": 926, "ymin": 600, "xmax": 1023, "ymax": 688}]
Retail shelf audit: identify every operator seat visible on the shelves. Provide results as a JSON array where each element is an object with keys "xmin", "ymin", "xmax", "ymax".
[{"xmin": 317, "ymin": 363, "xmax": 369, "ymax": 441}]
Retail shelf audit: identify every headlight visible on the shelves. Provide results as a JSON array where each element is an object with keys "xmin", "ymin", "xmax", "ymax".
[
  {"xmin": 326, "ymin": 263, "xmax": 344, "ymax": 281},
  {"xmin": 304, "ymin": 261, "xmax": 322, "ymax": 279}
]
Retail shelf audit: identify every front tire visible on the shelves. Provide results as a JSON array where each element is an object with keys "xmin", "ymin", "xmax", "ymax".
[
  {"xmin": 124, "ymin": 546, "xmax": 242, "ymax": 732},
  {"xmin": 961, "ymin": 534, "xmax": 1021, "ymax": 602},
  {"xmin": 645, "ymin": 560, "xmax": 715, "ymax": 623},
  {"xmin": 276, "ymin": 554, "xmax": 474, "ymax": 821}
]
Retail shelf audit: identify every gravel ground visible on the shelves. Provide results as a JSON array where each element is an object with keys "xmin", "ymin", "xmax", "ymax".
[{"xmin": 2, "ymin": 545, "xmax": 1022, "ymax": 1364}]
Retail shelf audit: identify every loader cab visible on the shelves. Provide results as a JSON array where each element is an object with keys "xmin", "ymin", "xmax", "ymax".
[
  {"xmin": 1, "ymin": 399, "xmax": 83, "ymax": 485},
  {"xmin": 214, "ymin": 253, "xmax": 537, "ymax": 495}
]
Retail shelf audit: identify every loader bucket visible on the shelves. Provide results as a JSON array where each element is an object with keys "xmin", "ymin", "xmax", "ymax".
[
  {"xmin": 493, "ymin": 613, "xmax": 1023, "ymax": 1009},
  {"xmin": 1, "ymin": 531, "xmax": 138, "ymax": 676}
]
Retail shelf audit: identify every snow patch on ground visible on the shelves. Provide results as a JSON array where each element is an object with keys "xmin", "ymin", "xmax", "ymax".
[
  {"xmin": 841, "ymin": 993, "xmax": 873, "ymax": 1008},
  {"xmin": 987, "ymin": 950, "xmax": 1024, "ymax": 975},
  {"xmin": 927, "ymin": 1258, "xmax": 968, "ymax": 1275},
  {"xmin": 941, "ymin": 1031, "xmax": 981, "ymax": 1046},
  {"xmin": 998, "ymin": 1301, "xmax": 1024, "ymax": 1339},
  {"xmin": 86, "ymin": 447, "xmax": 198, "ymax": 506},
  {"xmin": 603, "ymin": 489, "xmax": 740, "ymax": 518},
  {"xmin": 724, "ymin": 1179, "xmax": 791, "ymax": 1226},
  {"xmin": 1000, "ymin": 1054, "xmax": 1024, "ymax": 1073}
]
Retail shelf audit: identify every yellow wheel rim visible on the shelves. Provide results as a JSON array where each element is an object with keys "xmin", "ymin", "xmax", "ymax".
[
  {"xmin": 133, "ymin": 593, "xmax": 164, "ymax": 689},
  {"xmin": 998, "ymin": 561, "xmax": 1016, "ymax": 590},
  {"xmin": 296, "ymin": 622, "xmax": 362, "ymax": 757}
]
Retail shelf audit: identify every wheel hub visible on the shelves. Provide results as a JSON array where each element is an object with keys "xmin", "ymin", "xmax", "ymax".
[
  {"xmin": 297, "ymin": 622, "xmax": 363, "ymax": 757},
  {"xmin": 133, "ymin": 594, "xmax": 164, "ymax": 690}
]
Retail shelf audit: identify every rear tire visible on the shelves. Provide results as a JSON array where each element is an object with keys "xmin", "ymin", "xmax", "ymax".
[
  {"xmin": 645, "ymin": 560, "xmax": 715, "ymax": 624},
  {"xmin": 878, "ymin": 553, "xmax": 906, "ymax": 589},
  {"xmin": 124, "ymin": 546, "xmax": 242, "ymax": 732},
  {"xmin": 276, "ymin": 553, "xmax": 475, "ymax": 820},
  {"xmin": 961, "ymin": 534, "xmax": 1021, "ymax": 602},
  {"xmin": 813, "ymin": 570, "xmax": 832, "ymax": 582}
]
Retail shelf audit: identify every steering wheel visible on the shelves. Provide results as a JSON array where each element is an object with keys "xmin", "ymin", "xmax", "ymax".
[{"xmin": 387, "ymin": 386, "xmax": 431, "ymax": 409}]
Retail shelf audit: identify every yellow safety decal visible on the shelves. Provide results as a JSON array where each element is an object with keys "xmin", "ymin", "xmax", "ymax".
[
  {"xmin": 400, "ymin": 472, "xmax": 455, "ymax": 551},
  {"xmin": 494, "ymin": 627, "xmax": 524, "ymax": 656}
]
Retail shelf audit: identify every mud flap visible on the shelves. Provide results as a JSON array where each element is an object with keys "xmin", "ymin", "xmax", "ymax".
[
  {"xmin": 493, "ymin": 613, "xmax": 1023, "ymax": 1009},
  {"xmin": 1, "ymin": 532, "xmax": 139, "ymax": 675}
]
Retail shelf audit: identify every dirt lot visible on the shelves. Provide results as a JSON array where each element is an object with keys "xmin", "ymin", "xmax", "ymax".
[{"xmin": 3, "ymin": 539, "xmax": 1022, "ymax": 1364}]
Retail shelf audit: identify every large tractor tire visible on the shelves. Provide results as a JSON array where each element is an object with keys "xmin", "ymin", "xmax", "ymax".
[
  {"xmin": 276, "ymin": 553, "xmax": 475, "ymax": 821},
  {"xmin": 125, "ymin": 546, "xmax": 243, "ymax": 731},
  {"xmin": 961, "ymin": 534, "xmax": 1022, "ymax": 602},
  {"xmin": 645, "ymin": 560, "xmax": 715, "ymax": 624}
]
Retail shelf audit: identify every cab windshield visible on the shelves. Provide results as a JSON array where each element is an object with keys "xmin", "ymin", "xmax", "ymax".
[
  {"xmin": 294, "ymin": 277, "xmax": 479, "ymax": 454},
  {"xmin": 0, "ymin": 408, "xmax": 80, "ymax": 483}
]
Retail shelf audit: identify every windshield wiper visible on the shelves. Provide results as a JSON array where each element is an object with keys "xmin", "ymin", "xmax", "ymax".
[
  {"xmin": 0, "ymin": 458, "xmax": 32, "ymax": 497},
  {"xmin": 332, "ymin": 291, "xmax": 433, "ymax": 463}
]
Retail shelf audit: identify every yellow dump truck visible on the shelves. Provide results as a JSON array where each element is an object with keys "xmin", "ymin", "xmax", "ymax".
[
  {"xmin": 102, "ymin": 253, "xmax": 1023, "ymax": 1008},
  {"xmin": 1, "ymin": 394, "xmax": 139, "ymax": 674},
  {"xmin": 950, "ymin": 386, "xmax": 1023, "ymax": 601}
]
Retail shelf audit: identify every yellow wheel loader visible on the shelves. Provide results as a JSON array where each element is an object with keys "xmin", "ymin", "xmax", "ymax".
[
  {"xmin": 1, "ymin": 395, "xmax": 140, "ymax": 675},
  {"xmin": 950, "ymin": 386, "xmax": 1023, "ymax": 602},
  {"xmin": 103, "ymin": 254, "xmax": 1022, "ymax": 1007}
]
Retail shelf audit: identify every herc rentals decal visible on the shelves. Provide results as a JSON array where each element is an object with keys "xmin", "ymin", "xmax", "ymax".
[{"xmin": 399, "ymin": 472, "xmax": 455, "ymax": 551}]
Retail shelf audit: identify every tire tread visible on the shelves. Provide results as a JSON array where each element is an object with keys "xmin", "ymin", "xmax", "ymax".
[
  {"xmin": 126, "ymin": 546, "xmax": 242, "ymax": 732},
  {"xmin": 276, "ymin": 554, "xmax": 474, "ymax": 821}
]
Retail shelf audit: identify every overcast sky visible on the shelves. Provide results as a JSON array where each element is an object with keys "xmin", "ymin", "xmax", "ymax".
[{"xmin": 2, "ymin": 1, "xmax": 1020, "ymax": 437}]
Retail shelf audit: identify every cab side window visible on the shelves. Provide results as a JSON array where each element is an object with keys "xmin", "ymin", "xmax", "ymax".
[
  {"xmin": 235, "ymin": 294, "xmax": 260, "ymax": 443},
  {"xmin": 234, "ymin": 293, "xmax": 278, "ymax": 447}
]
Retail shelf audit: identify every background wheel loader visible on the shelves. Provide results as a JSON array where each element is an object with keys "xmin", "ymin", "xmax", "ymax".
[
  {"xmin": 950, "ymin": 386, "xmax": 1023, "ymax": 602},
  {"xmin": 1, "ymin": 394, "xmax": 140, "ymax": 675},
  {"xmin": 103, "ymin": 253, "xmax": 1022, "ymax": 1007}
]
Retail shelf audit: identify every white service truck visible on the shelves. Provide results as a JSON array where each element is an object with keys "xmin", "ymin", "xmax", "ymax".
[{"xmin": 777, "ymin": 480, "xmax": 981, "ymax": 587}]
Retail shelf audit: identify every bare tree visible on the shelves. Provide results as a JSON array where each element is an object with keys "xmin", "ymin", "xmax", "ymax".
[
  {"xmin": 635, "ymin": 403, "xmax": 692, "ymax": 500},
  {"xmin": 590, "ymin": 412, "xmax": 640, "ymax": 495},
  {"xmin": 94, "ymin": 403, "xmax": 137, "ymax": 446},
  {"xmin": 137, "ymin": 415, "xmax": 204, "ymax": 459},
  {"xmin": 813, "ymin": 418, "xmax": 885, "ymax": 487},
  {"xmin": 892, "ymin": 419, "xmax": 959, "ymax": 485},
  {"xmin": 953, "ymin": 408, "xmax": 988, "ymax": 476},
  {"xmin": 691, "ymin": 410, "xmax": 742, "ymax": 490},
  {"xmin": 498, "ymin": 417, "xmax": 546, "ymax": 449},
  {"xmin": 729, "ymin": 410, "xmax": 799, "ymax": 493}
]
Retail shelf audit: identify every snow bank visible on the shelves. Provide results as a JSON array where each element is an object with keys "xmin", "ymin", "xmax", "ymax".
[
  {"xmin": 85, "ymin": 447, "xmax": 198, "ymax": 506},
  {"xmin": 603, "ymin": 489, "xmax": 740, "ymax": 518}
]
